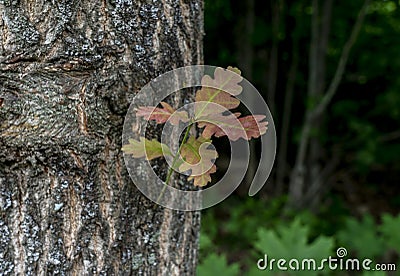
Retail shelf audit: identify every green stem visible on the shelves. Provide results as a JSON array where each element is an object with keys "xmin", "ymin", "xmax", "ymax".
[{"xmin": 156, "ymin": 123, "xmax": 193, "ymax": 204}]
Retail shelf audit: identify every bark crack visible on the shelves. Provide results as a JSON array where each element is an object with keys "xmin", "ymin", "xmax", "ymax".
[{"xmin": 77, "ymin": 81, "xmax": 88, "ymax": 135}]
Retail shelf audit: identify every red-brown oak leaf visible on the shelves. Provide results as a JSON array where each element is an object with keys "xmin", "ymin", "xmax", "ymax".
[
  {"xmin": 198, "ymin": 114, "xmax": 268, "ymax": 141},
  {"xmin": 195, "ymin": 67, "xmax": 243, "ymax": 118},
  {"xmin": 178, "ymin": 136, "xmax": 218, "ymax": 187},
  {"xmin": 188, "ymin": 166, "xmax": 217, "ymax": 187},
  {"xmin": 136, "ymin": 102, "xmax": 189, "ymax": 125}
]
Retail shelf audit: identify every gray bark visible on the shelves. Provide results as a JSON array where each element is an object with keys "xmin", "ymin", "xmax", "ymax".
[{"xmin": 0, "ymin": 0, "xmax": 203, "ymax": 275}]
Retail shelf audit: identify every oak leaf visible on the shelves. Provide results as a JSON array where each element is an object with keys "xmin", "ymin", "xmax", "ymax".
[
  {"xmin": 136, "ymin": 102, "xmax": 189, "ymax": 125},
  {"xmin": 122, "ymin": 137, "xmax": 172, "ymax": 160},
  {"xmin": 201, "ymin": 67, "xmax": 243, "ymax": 96},
  {"xmin": 238, "ymin": 115, "xmax": 268, "ymax": 139},
  {"xmin": 188, "ymin": 166, "xmax": 217, "ymax": 187},
  {"xmin": 179, "ymin": 136, "xmax": 218, "ymax": 187},
  {"xmin": 197, "ymin": 114, "xmax": 268, "ymax": 141},
  {"xmin": 195, "ymin": 67, "xmax": 243, "ymax": 118}
]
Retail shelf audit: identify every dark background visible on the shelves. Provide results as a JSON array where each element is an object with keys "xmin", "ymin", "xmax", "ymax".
[{"xmin": 198, "ymin": 0, "xmax": 400, "ymax": 275}]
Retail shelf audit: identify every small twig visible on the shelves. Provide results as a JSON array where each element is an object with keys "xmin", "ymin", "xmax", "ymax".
[
  {"xmin": 288, "ymin": 0, "xmax": 370, "ymax": 206},
  {"xmin": 312, "ymin": 0, "xmax": 370, "ymax": 119},
  {"xmin": 155, "ymin": 124, "xmax": 193, "ymax": 206}
]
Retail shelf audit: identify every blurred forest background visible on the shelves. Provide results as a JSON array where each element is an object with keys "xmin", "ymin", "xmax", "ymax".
[{"xmin": 198, "ymin": 0, "xmax": 400, "ymax": 275}]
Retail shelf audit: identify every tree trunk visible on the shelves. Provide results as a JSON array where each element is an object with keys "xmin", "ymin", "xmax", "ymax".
[
  {"xmin": 266, "ymin": 0, "xmax": 283, "ymax": 118},
  {"xmin": 237, "ymin": 0, "xmax": 256, "ymax": 192},
  {"xmin": 275, "ymin": 22, "xmax": 299, "ymax": 195},
  {"xmin": 288, "ymin": 0, "xmax": 369, "ymax": 208},
  {"xmin": 0, "ymin": 0, "xmax": 203, "ymax": 275}
]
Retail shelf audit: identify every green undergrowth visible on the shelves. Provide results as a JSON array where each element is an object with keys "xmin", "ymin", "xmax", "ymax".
[{"xmin": 198, "ymin": 196, "xmax": 400, "ymax": 276}]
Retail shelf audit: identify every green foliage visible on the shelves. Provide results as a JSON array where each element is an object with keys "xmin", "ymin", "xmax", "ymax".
[
  {"xmin": 197, "ymin": 253, "xmax": 240, "ymax": 276},
  {"xmin": 254, "ymin": 219, "xmax": 333, "ymax": 276},
  {"xmin": 379, "ymin": 213, "xmax": 400, "ymax": 253},
  {"xmin": 254, "ymin": 219, "xmax": 334, "ymax": 260},
  {"xmin": 361, "ymin": 271, "xmax": 387, "ymax": 276},
  {"xmin": 246, "ymin": 266, "xmax": 274, "ymax": 276},
  {"xmin": 200, "ymin": 0, "xmax": 400, "ymax": 274},
  {"xmin": 216, "ymin": 197, "xmax": 287, "ymax": 250},
  {"xmin": 338, "ymin": 214, "xmax": 386, "ymax": 259},
  {"xmin": 199, "ymin": 233, "xmax": 213, "ymax": 255},
  {"xmin": 376, "ymin": 89, "xmax": 400, "ymax": 121},
  {"xmin": 199, "ymin": 199, "xmax": 399, "ymax": 275},
  {"xmin": 336, "ymin": 213, "xmax": 400, "ymax": 266}
]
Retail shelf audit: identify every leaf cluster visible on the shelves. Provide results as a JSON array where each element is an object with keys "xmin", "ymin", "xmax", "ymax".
[{"xmin": 123, "ymin": 66, "xmax": 268, "ymax": 187}]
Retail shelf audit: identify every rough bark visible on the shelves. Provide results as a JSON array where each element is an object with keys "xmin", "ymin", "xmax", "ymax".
[{"xmin": 0, "ymin": 0, "xmax": 203, "ymax": 275}]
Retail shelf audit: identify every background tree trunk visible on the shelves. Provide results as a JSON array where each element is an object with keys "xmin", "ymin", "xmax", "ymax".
[
  {"xmin": 288, "ymin": 0, "xmax": 369, "ymax": 208},
  {"xmin": 0, "ymin": 0, "xmax": 203, "ymax": 275}
]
